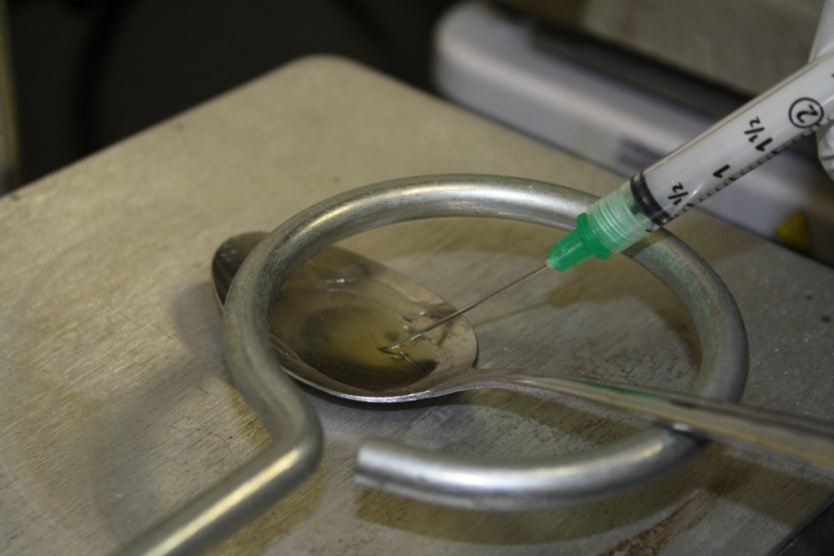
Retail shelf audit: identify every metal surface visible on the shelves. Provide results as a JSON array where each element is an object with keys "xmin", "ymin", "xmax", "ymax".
[
  {"xmin": 215, "ymin": 232, "xmax": 834, "ymax": 476},
  {"xmin": 3, "ymin": 56, "xmax": 834, "ymax": 555},
  {"xmin": 222, "ymin": 174, "xmax": 747, "ymax": 512}
]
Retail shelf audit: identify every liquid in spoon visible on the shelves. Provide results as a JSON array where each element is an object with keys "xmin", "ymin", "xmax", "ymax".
[
  {"xmin": 270, "ymin": 293, "xmax": 441, "ymax": 391},
  {"xmin": 266, "ymin": 248, "xmax": 458, "ymax": 392}
]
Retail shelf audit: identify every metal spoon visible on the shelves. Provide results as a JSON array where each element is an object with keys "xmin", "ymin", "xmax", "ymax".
[{"xmin": 213, "ymin": 232, "xmax": 834, "ymax": 473}]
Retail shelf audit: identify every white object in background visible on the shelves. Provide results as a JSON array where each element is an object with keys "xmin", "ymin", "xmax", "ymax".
[
  {"xmin": 811, "ymin": 0, "xmax": 834, "ymax": 182},
  {"xmin": 433, "ymin": 2, "xmax": 834, "ymax": 263}
]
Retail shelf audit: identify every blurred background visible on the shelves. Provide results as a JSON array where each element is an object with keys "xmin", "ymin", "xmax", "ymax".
[
  {"xmin": 4, "ymin": 0, "xmax": 833, "ymax": 263},
  {"xmin": 7, "ymin": 0, "xmax": 452, "ymax": 183},
  {"xmin": 7, "ymin": 0, "xmax": 457, "ymax": 184}
]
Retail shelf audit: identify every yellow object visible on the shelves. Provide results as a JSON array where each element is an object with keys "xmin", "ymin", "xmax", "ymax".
[{"xmin": 775, "ymin": 210, "xmax": 813, "ymax": 254}]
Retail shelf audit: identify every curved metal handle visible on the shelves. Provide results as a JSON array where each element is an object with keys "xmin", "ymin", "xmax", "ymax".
[
  {"xmin": 119, "ymin": 233, "xmax": 323, "ymax": 555},
  {"xmin": 510, "ymin": 375, "xmax": 834, "ymax": 471},
  {"xmin": 356, "ymin": 374, "xmax": 834, "ymax": 510},
  {"xmin": 354, "ymin": 215, "xmax": 749, "ymax": 509},
  {"xmin": 119, "ymin": 437, "xmax": 321, "ymax": 556},
  {"xmin": 356, "ymin": 367, "xmax": 834, "ymax": 511}
]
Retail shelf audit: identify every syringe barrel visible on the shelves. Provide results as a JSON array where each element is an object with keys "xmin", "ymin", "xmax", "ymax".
[
  {"xmin": 549, "ymin": 51, "xmax": 834, "ymax": 270},
  {"xmin": 634, "ymin": 50, "xmax": 834, "ymax": 229}
]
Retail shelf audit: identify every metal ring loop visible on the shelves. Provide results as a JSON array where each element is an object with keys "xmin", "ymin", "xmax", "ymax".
[
  {"xmin": 123, "ymin": 174, "xmax": 747, "ymax": 553},
  {"xmin": 226, "ymin": 174, "xmax": 748, "ymax": 509}
]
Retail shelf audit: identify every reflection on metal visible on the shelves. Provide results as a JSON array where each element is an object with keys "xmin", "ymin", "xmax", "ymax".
[
  {"xmin": 214, "ymin": 235, "xmax": 834, "ymax": 475},
  {"xmin": 121, "ymin": 174, "xmax": 747, "ymax": 553}
]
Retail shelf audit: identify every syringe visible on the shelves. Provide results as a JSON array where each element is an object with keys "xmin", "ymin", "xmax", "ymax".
[
  {"xmin": 549, "ymin": 50, "xmax": 834, "ymax": 270},
  {"xmin": 385, "ymin": 50, "xmax": 834, "ymax": 350}
]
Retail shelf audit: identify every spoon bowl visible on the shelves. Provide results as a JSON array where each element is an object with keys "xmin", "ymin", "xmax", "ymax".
[{"xmin": 215, "ymin": 233, "xmax": 478, "ymax": 401}]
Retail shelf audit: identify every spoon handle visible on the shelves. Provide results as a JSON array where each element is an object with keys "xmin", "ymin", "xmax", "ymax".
[{"xmin": 494, "ymin": 372, "xmax": 834, "ymax": 473}]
